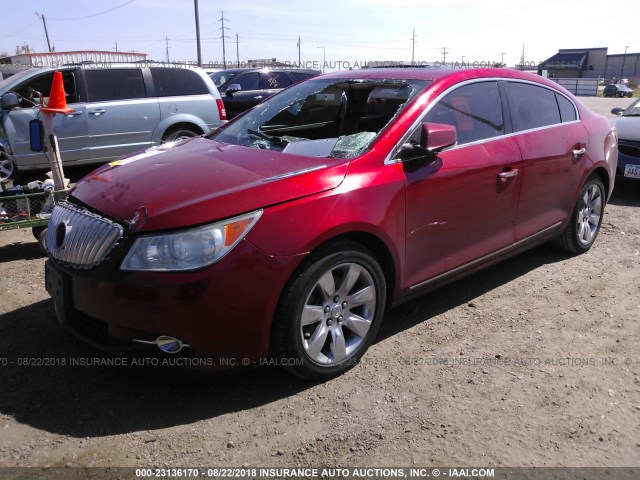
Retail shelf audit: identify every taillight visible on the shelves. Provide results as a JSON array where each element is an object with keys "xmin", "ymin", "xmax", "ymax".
[{"xmin": 216, "ymin": 99, "xmax": 227, "ymax": 121}]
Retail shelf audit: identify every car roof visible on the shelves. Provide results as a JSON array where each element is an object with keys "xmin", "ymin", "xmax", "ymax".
[
  {"xmin": 218, "ymin": 67, "xmax": 320, "ymax": 75},
  {"xmin": 317, "ymin": 67, "xmax": 569, "ymax": 90}
]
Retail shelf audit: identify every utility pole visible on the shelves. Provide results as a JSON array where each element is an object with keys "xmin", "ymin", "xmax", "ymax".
[
  {"xmin": 317, "ymin": 46, "xmax": 325, "ymax": 73},
  {"xmin": 621, "ymin": 45, "xmax": 630, "ymax": 79},
  {"xmin": 219, "ymin": 10, "xmax": 230, "ymax": 69},
  {"xmin": 34, "ymin": 12, "xmax": 52, "ymax": 53},
  {"xmin": 193, "ymin": 0, "xmax": 202, "ymax": 67},
  {"xmin": 165, "ymin": 37, "xmax": 170, "ymax": 63},
  {"xmin": 114, "ymin": 41, "xmax": 118, "ymax": 52},
  {"xmin": 501, "ymin": 52, "xmax": 505, "ymax": 67},
  {"xmin": 235, "ymin": 33, "xmax": 240, "ymax": 68},
  {"xmin": 520, "ymin": 44, "xmax": 526, "ymax": 70},
  {"xmin": 297, "ymin": 35, "xmax": 301, "ymax": 67},
  {"xmin": 411, "ymin": 28, "xmax": 417, "ymax": 65},
  {"xmin": 441, "ymin": 46, "xmax": 448, "ymax": 65}
]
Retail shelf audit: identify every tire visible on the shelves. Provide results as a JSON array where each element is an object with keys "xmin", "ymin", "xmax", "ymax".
[
  {"xmin": 161, "ymin": 127, "xmax": 199, "ymax": 143},
  {"xmin": 0, "ymin": 150, "xmax": 15, "ymax": 183},
  {"xmin": 32, "ymin": 225, "xmax": 46, "ymax": 241},
  {"xmin": 272, "ymin": 241, "xmax": 387, "ymax": 380},
  {"xmin": 553, "ymin": 176, "xmax": 605, "ymax": 254},
  {"xmin": 36, "ymin": 227, "xmax": 47, "ymax": 255}
]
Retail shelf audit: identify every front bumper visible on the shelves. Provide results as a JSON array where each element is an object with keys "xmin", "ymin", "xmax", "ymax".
[
  {"xmin": 616, "ymin": 139, "xmax": 640, "ymax": 179},
  {"xmin": 45, "ymin": 239, "xmax": 301, "ymax": 366}
]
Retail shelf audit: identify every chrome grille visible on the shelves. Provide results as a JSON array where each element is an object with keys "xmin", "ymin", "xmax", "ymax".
[{"xmin": 46, "ymin": 200, "xmax": 124, "ymax": 269}]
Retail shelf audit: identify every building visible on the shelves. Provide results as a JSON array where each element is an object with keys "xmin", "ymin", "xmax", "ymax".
[
  {"xmin": 539, "ymin": 47, "xmax": 640, "ymax": 80},
  {"xmin": 0, "ymin": 50, "xmax": 148, "ymax": 77}
]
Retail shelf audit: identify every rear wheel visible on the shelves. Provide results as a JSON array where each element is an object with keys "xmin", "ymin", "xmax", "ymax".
[
  {"xmin": 553, "ymin": 176, "xmax": 605, "ymax": 254},
  {"xmin": 161, "ymin": 127, "xmax": 199, "ymax": 143},
  {"xmin": 273, "ymin": 242, "xmax": 386, "ymax": 380}
]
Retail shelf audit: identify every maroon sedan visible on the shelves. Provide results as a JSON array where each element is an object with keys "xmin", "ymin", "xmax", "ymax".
[{"xmin": 44, "ymin": 68, "xmax": 617, "ymax": 379}]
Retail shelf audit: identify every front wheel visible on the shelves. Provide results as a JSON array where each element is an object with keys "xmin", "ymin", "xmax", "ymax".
[
  {"xmin": 0, "ymin": 151, "xmax": 15, "ymax": 183},
  {"xmin": 553, "ymin": 176, "xmax": 605, "ymax": 254},
  {"xmin": 272, "ymin": 242, "xmax": 386, "ymax": 380}
]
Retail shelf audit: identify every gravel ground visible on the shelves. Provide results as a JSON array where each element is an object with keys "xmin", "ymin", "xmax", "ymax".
[{"xmin": 0, "ymin": 96, "xmax": 638, "ymax": 476}]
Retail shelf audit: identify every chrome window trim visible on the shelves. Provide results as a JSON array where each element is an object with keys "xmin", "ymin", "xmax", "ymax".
[{"xmin": 385, "ymin": 77, "xmax": 581, "ymax": 165}]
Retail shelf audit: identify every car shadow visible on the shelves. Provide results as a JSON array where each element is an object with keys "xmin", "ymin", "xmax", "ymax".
[
  {"xmin": 608, "ymin": 178, "xmax": 640, "ymax": 207},
  {"xmin": 0, "ymin": 238, "xmax": 44, "ymax": 263},
  {"xmin": 0, "ymin": 243, "xmax": 574, "ymax": 439},
  {"xmin": 377, "ymin": 244, "xmax": 571, "ymax": 341}
]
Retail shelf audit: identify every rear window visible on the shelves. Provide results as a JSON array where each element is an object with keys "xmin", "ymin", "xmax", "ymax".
[
  {"xmin": 556, "ymin": 93, "xmax": 577, "ymax": 122},
  {"xmin": 85, "ymin": 69, "xmax": 145, "ymax": 102},
  {"xmin": 151, "ymin": 68, "xmax": 209, "ymax": 97}
]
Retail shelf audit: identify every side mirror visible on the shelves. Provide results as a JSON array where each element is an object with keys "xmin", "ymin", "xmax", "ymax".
[
  {"xmin": 29, "ymin": 119, "xmax": 44, "ymax": 152},
  {"xmin": 610, "ymin": 108, "xmax": 625, "ymax": 116},
  {"xmin": 1, "ymin": 92, "xmax": 19, "ymax": 110},
  {"xmin": 226, "ymin": 84, "xmax": 242, "ymax": 95},
  {"xmin": 397, "ymin": 122, "xmax": 457, "ymax": 161}
]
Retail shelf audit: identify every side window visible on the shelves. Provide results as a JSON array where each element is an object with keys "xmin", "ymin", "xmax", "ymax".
[
  {"xmin": 13, "ymin": 70, "xmax": 78, "ymax": 108},
  {"xmin": 260, "ymin": 72, "xmax": 292, "ymax": 90},
  {"xmin": 507, "ymin": 82, "xmax": 561, "ymax": 131},
  {"xmin": 556, "ymin": 93, "xmax": 577, "ymax": 122},
  {"xmin": 150, "ymin": 68, "xmax": 208, "ymax": 96},
  {"xmin": 289, "ymin": 72, "xmax": 314, "ymax": 83},
  {"xmin": 85, "ymin": 69, "xmax": 145, "ymax": 102},
  {"xmin": 233, "ymin": 72, "xmax": 259, "ymax": 91},
  {"xmin": 424, "ymin": 81, "xmax": 504, "ymax": 145}
]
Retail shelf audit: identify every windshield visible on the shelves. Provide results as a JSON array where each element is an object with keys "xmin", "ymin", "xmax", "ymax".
[
  {"xmin": 0, "ymin": 68, "xmax": 38, "ymax": 93},
  {"xmin": 209, "ymin": 77, "xmax": 430, "ymax": 158},
  {"xmin": 622, "ymin": 98, "xmax": 640, "ymax": 116},
  {"xmin": 209, "ymin": 71, "xmax": 239, "ymax": 88}
]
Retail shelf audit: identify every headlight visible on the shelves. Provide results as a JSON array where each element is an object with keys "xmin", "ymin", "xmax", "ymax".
[{"xmin": 120, "ymin": 210, "xmax": 262, "ymax": 272}]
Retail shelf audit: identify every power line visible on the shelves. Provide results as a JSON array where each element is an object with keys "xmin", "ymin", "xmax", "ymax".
[{"xmin": 48, "ymin": 0, "xmax": 135, "ymax": 21}]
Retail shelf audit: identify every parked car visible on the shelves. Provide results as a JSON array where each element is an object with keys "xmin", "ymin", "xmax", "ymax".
[
  {"xmin": 210, "ymin": 67, "xmax": 321, "ymax": 119},
  {"xmin": 611, "ymin": 98, "xmax": 640, "ymax": 179},
  {"xmin": 44, "ymin": 68, "xmax": 617, "ymax": 380},
  {"xmin": 603, "ymin": 83, "xmax": 634, "ymax": 98},
  {"xmin": 0, "ymin": 64, "xmax": 227, "ymax": 182}
]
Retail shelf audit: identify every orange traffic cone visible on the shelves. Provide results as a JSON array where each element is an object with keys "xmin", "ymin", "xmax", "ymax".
[{"xmin": 41, "ymin": 71, "xmax": 74, "ymax": 114}]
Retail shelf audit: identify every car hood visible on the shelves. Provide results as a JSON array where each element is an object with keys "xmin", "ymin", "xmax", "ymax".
[
  {"xmin": 613, "ymin": 116, "xmax": 640, "ymax": 141},
  {"xmin": 70, "ymin": 138, "xmax": 349, "ymax": 232}
]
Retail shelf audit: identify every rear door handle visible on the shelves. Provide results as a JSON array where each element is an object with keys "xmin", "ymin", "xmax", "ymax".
[
  {"xmin": 64, "ymin": 111, "xmax": 83, "ymax": 117},
  {"xmin": 498, "ymin": 169, "xmax": 519, "ymax": 182},
  {"xmin": 573, "ymin": 147, "xmax": 587, "ymax": 159},
  {"xmin": 89, "ymin": 109, "xmax": 106, "ymax": 116}
]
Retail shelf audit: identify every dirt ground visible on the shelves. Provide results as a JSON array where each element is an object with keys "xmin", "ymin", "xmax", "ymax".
[{"xmin": 0, "ymin": 97, "xmax": 638, "ymax": 474}]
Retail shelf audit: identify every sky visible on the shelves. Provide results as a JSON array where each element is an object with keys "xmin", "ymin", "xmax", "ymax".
[{"xmin": 0, "ymin": 0, "xmax": 636, "ymax": 71}]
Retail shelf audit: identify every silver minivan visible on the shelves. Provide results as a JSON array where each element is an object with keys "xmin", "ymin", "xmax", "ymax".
[{"xmin": 0, "ymin": 64, "xmax": 227, "ymax": 182}]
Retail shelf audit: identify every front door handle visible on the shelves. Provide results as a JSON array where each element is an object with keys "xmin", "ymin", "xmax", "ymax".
[
  {"xmin": 498, "ymin": 169, "xmax": 519, "ymax": 182},
  {"xmin": 573, "ymin": 147, "xmax": 587, "ymax": 159},
  {"xmin": 65, "ymin": 111, "xmax": 83, "ymax": 117},
  {"xmin": 89, "ymin": 109, "xmax": 106, "ymax": 116}
]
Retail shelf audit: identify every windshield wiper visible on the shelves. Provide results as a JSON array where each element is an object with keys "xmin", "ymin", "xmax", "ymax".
[{"xmin": 247, "ymin": 128, "xmax": 289, "ymax": 145}]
